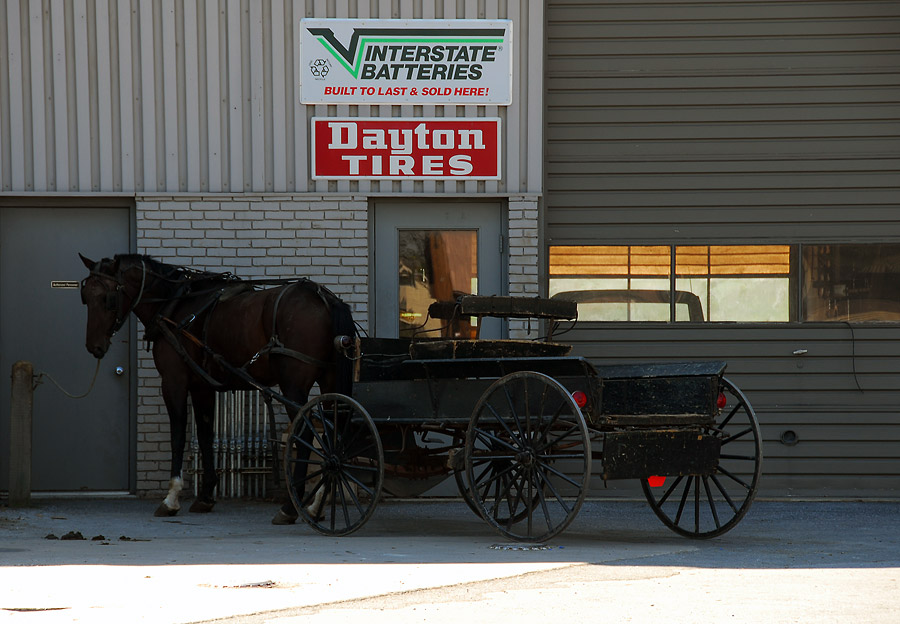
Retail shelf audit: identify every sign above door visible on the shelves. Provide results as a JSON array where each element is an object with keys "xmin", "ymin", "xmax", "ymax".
[
  {"xmin": 312, "ymin": 117, "xmax": 501, "ymax": 180},
  {"xmin": 300, "ymin": 19, "xmax": 513, "ymax": 105}
]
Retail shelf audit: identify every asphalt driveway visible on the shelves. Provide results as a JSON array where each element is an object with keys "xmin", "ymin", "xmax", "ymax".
[{"xmin": 1, "ymin": 498, "xmax": 898, "ymax": 623}]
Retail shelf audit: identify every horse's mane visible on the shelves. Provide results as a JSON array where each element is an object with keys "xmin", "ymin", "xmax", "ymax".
[
  {"xmin": 113, "ymin": 254, "xmax": 241, "ymax": 295},
  {"xmin": 110, "ymin": 254, "xmax": 340, "ymax": 307}
]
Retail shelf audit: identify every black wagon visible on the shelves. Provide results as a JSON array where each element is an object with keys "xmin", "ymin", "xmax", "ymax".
[{"xmin": 281, "ymin": 295, "xmax": 762, "ymax": 543}]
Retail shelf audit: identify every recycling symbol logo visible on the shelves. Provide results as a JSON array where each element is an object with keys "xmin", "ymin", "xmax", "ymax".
[{"xmin": 309, "ymin": 58, "xmax": 331, "ymax": 80}]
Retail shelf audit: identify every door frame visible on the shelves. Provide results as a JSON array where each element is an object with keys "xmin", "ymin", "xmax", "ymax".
[{"xmin": 371, "ymin": 199, "xmax": 508, "ymax": 339}]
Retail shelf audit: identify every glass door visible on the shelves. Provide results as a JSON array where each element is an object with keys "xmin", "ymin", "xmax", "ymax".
[
  {"xmin": 399, "ymin": 229, "xmax": 479, "ymax": 338},
  {"xmin": 374, "ymin": 202, "xmax": 504, "ymax": 339}
]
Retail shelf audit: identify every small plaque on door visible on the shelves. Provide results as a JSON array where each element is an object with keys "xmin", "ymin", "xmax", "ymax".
[{"xmin": 51, "ymin": 281, "xmax": 80, "ymax": 289}]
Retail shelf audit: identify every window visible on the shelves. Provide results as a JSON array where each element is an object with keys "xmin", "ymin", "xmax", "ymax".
[
  {"xmin": 551, "ymin": 243, "xmax": 900, "ymax": 324},
  {"xmin": 550, "ymin": 245, "xmax": 790, "ymax": 322},
  {"xmin": 549, "ymin": 246, "xmax": 673, "ymax": 321},
  {"xmin": 675, "ymin": 246, "xmax": 790, "ymax": 322},
  {"xmin": 802, "ymin": 244, "xmax": 900, "ymax": 322}
]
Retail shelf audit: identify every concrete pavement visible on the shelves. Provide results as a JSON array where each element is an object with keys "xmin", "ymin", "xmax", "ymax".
[{"xmin": 1, "ymin": 497, "xmax": 898, "ymax": 623}]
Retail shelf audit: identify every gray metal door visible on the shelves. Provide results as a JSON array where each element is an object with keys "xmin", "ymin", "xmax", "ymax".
[
  {"xmin": 373, "ymin": 201, "xmax": 504, "ymax": 497},
  {"xmin": 374, "ymin": 201, "xmax": 505, "ymax": 339},
  {"xmin": 1, "ymin": 207, "xmax": 132, "ymax": 491}
]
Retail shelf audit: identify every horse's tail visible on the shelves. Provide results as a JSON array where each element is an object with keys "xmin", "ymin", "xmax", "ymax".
[{"xmin": 331, "ymin": 296, "xmax": 356, "ymax": 396}]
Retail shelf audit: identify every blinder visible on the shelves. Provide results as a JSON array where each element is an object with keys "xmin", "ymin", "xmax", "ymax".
[
  {"xmin": 79, "ymin": 276, "xmax": 121, "ymax": 312},
  {"xmin": 83, "ymin": 258, "xmax": 148, "ymax": 336}
]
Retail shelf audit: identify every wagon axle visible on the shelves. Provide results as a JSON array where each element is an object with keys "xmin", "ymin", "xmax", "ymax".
[{"xmin": 515, "ymin": 450, "xmax": 536, "ymax": 467}]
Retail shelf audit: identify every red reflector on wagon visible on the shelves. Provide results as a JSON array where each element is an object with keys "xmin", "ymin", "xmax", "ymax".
[
  {"xmin": 647, "ymin": 476, "xmax": 666, "ymax": 487},
  {"xmin": 717, "ymin": 392, "xmax": 727, "ymax": 409},
  {"xmin": 572, "ymin": 391, "xmax": 588, "ymax": 408}
]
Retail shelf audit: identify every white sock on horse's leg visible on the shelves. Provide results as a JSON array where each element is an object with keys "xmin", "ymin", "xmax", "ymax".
[{"xmin": 163, "ymin": 476, "xmax": 183, "ymax": 511}]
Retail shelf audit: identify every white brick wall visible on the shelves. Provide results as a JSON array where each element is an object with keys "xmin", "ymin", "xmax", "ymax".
[
  {"xmin": 508, "ymin": 197, "xmax": 541, "ymax": 340},
  {"xmin": 133, "ymin": 193, "xmax": 539, "ymax": 496},
  {"xmin": 135, "ymin": 194, "xmax": 372, "ymax": 495}
]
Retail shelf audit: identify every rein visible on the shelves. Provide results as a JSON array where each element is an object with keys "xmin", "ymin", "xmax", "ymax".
[
  {"xmin": 114, "ymin": 258, "xmax": 147, "ymax": 333},
  {"xmin": 34, "ymin": 358, "xmax": 103, "ymax": 399}
]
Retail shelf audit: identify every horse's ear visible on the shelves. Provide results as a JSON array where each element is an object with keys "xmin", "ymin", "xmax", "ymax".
[{"xmin": 79, "ymin": 253, "xmax": 96, "ymax": 270}]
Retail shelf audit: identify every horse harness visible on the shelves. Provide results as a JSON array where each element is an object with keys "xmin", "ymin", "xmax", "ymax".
[
  {"xmin": 155, "ymin": 279, "xmax": 337, "ymax": 391},
  {"xmin": 89, "ymin": 260, "xmax": 337, "ymax": 391}
]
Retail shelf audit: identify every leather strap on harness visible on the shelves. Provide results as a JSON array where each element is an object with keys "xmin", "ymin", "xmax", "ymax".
[
  {"xmin": 154, "ymin": 280, "xmax": 332, "ymax": 389},
  {"xmin": 156, "ymin": 320, "xmax": 228, "ymax": 390},
  {"xmin": 242, "ymin": 282, "xmax": 330, "ymax": 369},
  {"xmin": 244, "ymin": 337, "xmax": 330, "ymax": 369}
]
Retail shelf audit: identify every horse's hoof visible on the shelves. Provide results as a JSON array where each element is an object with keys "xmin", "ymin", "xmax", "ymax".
[
  {"xmin": 189, "ymin": 499, "xmax": 215, "ymax": 513},
  {"xmin": 271, "ymin": 509, "xmax": 298, "ymax": 525},
  {"xmin": 154, "ymin": 503, "xmax": 179, "ymax": 517}
]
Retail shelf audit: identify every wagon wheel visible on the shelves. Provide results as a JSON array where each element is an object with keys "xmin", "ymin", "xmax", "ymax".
[
  {"xmin": 641, "ymin": 377, "xmax": 762, "ymax": 539},
  {"xmin": 454, "ymin": 470, "xmax": 481, "ymax": 518},
  {"xmin": 452, "ymin": 434, "xmax": 484, "ymax": 519},
  {"xmin": 466, "ymin": 371, "xmax": 591, "ymax": 542},
  {"xmin": 455, "ymin": 435, "xmax": 547, "ymax": 524},
  {"xmin": 284, "ymin": 394, "xmax": 384, "ymax": 537},
  {"xmin": 454, "ymin": 431, "xmax": 517, "ymax": 520}
]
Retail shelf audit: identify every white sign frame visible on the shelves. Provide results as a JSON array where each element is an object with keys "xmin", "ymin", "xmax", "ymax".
[{"xmin": 300, "ymin": 19, "xmax": 513, "ymax": 105}]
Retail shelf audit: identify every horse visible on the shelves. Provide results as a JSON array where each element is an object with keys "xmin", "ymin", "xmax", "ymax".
[{"xmin": 79, "ymin": 253, "xmax": 355, "ymax": 521}]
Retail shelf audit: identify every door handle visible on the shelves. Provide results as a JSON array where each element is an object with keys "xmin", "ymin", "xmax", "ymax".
[{"xmin": 114, "ymin": 366, "xmax": 125, "ymax": 376}]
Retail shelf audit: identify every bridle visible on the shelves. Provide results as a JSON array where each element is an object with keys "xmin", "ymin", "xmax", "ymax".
[{"xmin": 81, "ymin": 258, "xmax": 148, "ymax": 336}]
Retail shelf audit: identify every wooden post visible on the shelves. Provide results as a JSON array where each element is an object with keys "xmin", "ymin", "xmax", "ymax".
[{"xmin": 9, "ymin": 361, "xmax": 33, "ymax": 507}]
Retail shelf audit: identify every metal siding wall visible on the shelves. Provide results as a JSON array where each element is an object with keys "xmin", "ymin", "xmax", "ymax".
[
  {"xmin": 546, "ymin": 0, "xmax": 900, "ymax": 239},
  {"xmin": 546, "ymin": 0, "xmax": 900, "ymax": 497},
  {"xmin": 0, "ymin": 0, "xmax": 541, "ymax": 194}
]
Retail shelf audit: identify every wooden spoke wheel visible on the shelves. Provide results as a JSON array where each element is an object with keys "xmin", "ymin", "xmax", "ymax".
[
  {"xmin": 455, "ymin": 434, "xmax": 547, "ymax": 525},
  {"xmin": 465, "ymin": 372, "xmax": 591, "ymax": 542},
  {"xmin": 454, "ymin": 469, "xmax": 481, "ymax": 518},
  {"xmin": 641, "ymin": 377, "xmax": 762, "ymax": 539},
  {"xmin": 284, "ymin": 394, "xmax": 384, "ymax": 536},
  {"xmin": 452, "ymin": 434, "xmax": 485, "ymax": 520}
]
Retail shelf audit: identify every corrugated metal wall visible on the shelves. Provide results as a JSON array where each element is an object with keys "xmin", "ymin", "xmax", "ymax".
[
  {"xmin": 0, "ymin": 0, "xmax": 542, "ymax": 195},
  {"xmin": 545, "ymin": 0, "xmax": 900, "ymax": 497},
  {"xmin": 546, "ymin": 0, "xmax": 899, "ymax": 233}
]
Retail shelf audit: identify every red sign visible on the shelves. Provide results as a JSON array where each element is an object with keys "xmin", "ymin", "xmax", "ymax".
[{"xmin": 312, "ymin": 118, "xmax": 500, "ymax": 180}]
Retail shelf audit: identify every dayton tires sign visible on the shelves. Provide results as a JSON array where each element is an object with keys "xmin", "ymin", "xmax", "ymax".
[
  {"xmin": 300, "ymin": 19, "xmax": 512, "ymax": 105},
  {"xmin": 312, "ymin": 118, "xmax": 501, "ymax": 180}
]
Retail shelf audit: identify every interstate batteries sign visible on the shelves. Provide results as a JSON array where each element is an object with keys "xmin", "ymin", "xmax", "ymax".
[
  {"xmin": 300, "ymin": 19, "xmax": 512, "ymax": 105},
  {"xmin": 311, "ymin": 118, "xmax": 501, "ymax": 180}
]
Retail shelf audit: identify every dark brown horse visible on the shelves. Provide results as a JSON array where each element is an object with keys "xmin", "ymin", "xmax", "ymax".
[{"xmin": 79, "ymin": 254, "xmax": 355, "ymax": 519}]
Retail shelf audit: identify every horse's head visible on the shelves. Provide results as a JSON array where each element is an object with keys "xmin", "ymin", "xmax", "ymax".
[{"xmin": 79, "ymin": 254, "xmax": 146, "ymax": 359}]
